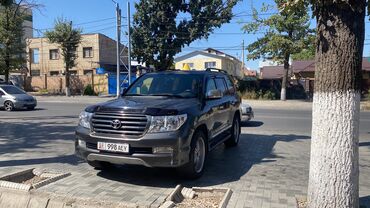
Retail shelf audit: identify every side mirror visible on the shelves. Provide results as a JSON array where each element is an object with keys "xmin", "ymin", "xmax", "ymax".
[
  {"xmin": 206, "ymin": 89, "xmax": 222, "ymax": 100},
  {"xmin": 121, "ymin": 87, "xmax": 128, "ymax": 96}
]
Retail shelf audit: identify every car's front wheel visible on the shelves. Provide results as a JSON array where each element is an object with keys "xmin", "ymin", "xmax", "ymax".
[
  {"xmin": 4, "ymin": 101, "xmax": 14, "ymax": 111},
  {"xmin": 177, "ymin": 131, "xmax": 207, "ymax": 179},
  {"xmin": 87, "ymin": 160, "xmax": 112, "ymax": 170}
]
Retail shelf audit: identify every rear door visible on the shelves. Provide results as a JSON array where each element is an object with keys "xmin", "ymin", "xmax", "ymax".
[
  {"xmin": 224, "ymin": 75, "xmax": 239, "ymax": 125},
  {"xmin": 204, "ymin": 77, "xmax": 220, "ymax": 139},
  {"xmin": 214, "ymin": 76, "xmax": 232, "ymax": 132}
]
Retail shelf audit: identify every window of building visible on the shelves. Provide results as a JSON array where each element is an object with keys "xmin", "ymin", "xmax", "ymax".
[
  {"xmin": 205, "ymin": 61, "xmax": 216, "ymax": 68},
  {"xmin": 50, "ymin": 71, "xmax": 59, "ymax": 76},
  {"xmin": 31, "ymin": 70, "xmax": 40, "ymax": 76},
  {"xmin": 83, "ymin": 47, "xmax": 93, "ymax": 58},
  {"xmin": 49, "ymin": 49, "xmax": 59, "ymax": 60},
  {"xmin": 83, "ymin": 69, "xmax": 93, "ymax": 75},
  {"xmin": 69, "ymin": 70, "xmax": 78, "ymax": 75},
  {"xmin": 31, "ymin": 48, "xmax": 39, "ymax": 64}
]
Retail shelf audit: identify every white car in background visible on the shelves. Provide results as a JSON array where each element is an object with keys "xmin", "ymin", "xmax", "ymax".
[{"xmin": 241, "ymin": 103, "xmax": 254, "ymax": 122}]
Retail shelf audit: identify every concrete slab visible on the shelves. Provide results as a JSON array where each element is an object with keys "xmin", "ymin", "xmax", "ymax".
[
  {"xmin": 0, "ymin": 192, "xmax": 30, "ymax": 208},
  {"xmin": 28, "ymin": 196, "xmax": 49, "ymax": 208},
  {"xmin": 46, "ymin": 199, "xmax": 64, "ymax": 208}
]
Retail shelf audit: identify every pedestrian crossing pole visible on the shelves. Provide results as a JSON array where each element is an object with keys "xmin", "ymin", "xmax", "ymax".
[
  {"xmin": 127, "ymin": 1, "xmax": 131, "ymax": 86},
  {"xmin": 116, "ymin": 2, "xmax": 121, "ymax": 97}
]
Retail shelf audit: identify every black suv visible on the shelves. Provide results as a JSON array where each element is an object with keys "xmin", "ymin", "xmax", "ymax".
[{"xmin": 75, "ymin": 70, "xmax": 241, "ymax": 178}]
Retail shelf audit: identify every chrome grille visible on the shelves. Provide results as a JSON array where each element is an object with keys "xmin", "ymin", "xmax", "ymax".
[{"xmin": 91, "ymin": 112, "xmax": 148, "ymax": 136}]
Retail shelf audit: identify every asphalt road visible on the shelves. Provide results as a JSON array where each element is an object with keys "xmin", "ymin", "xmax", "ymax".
[
  {"xmin": 1, "ymin": 100, "xmax": 370, "ymax": 137},
  {"xmin": 1, "ymin": 100, "xmax": 370, "ymax": 207}
]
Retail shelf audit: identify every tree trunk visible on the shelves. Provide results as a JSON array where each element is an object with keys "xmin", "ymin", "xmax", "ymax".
[
  {"xmin": 5, "ymin": 56, "xmax": 10, "ymax": 83},
  {"xmin": 65, "ymin": 68, "xmax": 71, "ymax": 97},
  {"xmin": 308, "ymin": 2, "xmax": 365, "ymax": 208},
  {"xmin": 281, "ymin": 54, "xmax": 290, "ymax": 101}
]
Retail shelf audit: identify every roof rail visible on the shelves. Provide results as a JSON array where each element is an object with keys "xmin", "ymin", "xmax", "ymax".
[{"xmin": 205, "ymin": 68, "xmax": 228, "ymax": 74}]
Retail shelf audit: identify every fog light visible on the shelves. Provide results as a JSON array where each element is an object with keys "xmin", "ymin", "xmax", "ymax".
[
  {"xmin": 78, "ymin": 139, "xmax": 86, "ymax": 147},
  {"xmin": 153, "ymin": 147, "xmax": 173, "ymax": 154}
]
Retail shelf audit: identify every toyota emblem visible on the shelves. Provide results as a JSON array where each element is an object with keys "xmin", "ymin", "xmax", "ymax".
[{"xmin": 111, "ymin": 119, "xmax": 121, "ymax": 129}]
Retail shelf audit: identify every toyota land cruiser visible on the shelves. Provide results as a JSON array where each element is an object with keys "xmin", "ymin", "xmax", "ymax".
[{"xmin": 75, "ymin": 69, "xmax": 241, "ymax": 178}]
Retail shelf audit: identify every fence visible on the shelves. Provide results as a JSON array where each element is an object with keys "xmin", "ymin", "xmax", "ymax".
[{"xmin": 25, "ymin": 74, "xmax": 109, "ymax": 95}]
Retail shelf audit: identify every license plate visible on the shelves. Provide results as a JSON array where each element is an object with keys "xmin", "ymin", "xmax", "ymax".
[{"xmin": 97, "ymin": 142, "xmax": 129, "ymax": 153}]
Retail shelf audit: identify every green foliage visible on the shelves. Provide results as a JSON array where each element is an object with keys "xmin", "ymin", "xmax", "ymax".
[
  {"xmin": 241, "ymin": 89, "xmax": 277, "ymax": 100},
  {"xmin": 0, "ymin": 0, "xmax": 27, "ymax": 80},
  {"xmin": 368, "ymin": 89, "xmax": 370, "ymax": 101},
  {"xmin": 131, "ymin": 0, "xmax": 238, "ymax": 70},
  {"xmin": 83, "ymin": 84, "xmax": 96, "ymax": 96},
  {"xmin": 45, "ymin": 18, "xmax": 82, "ymax": 72},
  {"xmin": 243, "ymin": 0, "xmax": 315, "ymax": 63}
]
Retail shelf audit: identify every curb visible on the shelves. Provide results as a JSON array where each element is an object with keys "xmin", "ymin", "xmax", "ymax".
[{"xmin": 160, "ymin": 185, "xmax": 232, "ymax": 208}]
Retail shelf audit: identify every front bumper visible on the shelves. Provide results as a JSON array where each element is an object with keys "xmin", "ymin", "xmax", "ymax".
[
  {"xmin": 75, "ymin": 126, "xmax": 193, "ymax": 168},
  {"xmin": 13, "ymin": 100, "xmax": 37, "ymax": 109}
]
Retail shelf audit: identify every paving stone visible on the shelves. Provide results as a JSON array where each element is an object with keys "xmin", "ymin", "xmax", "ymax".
[{"xmin": 0, "ymin": 192, "xmax": 30, "ymax": 208}]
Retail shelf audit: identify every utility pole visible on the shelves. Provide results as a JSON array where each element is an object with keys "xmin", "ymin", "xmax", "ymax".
[
  {"xmin": 127, "ymin": 1, "xmax": 131, "ymax": 85},
  {"xmin": 242, "ymin": 40, "xmax": 245, "ymax": 70},
  {"xmin": 116, "ymin": 2, "xmax": 121, "ymax": 97}
]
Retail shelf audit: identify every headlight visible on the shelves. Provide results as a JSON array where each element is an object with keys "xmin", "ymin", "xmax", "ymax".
[
  {"xmin": 148, "ymin": 114, "xmax": 187, "ymax": 133},
  {"xmin": 79, "ymin": 111, "xmax": 93, "ymax": 129}
]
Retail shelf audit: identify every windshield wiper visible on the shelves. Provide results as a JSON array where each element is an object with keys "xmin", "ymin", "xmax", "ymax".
[{"xmin": 148, "ymin": 93, "xmax": 185, "ymax": 98}]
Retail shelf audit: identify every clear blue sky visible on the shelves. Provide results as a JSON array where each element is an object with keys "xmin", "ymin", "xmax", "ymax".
[{"xmin": 32, "ymin": 0, "xmax": 370, "ymax": 70}]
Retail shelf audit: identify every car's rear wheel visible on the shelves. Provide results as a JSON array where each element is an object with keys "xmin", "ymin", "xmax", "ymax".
[
  {"xmin": 87, "ymin": 160, "xmax": 112, "ymax": 170},
  {"xmin": 4, "ymin": 101, "xmax": 14, "ymax": 111},
  {"xmin": 225, "ymin": 115, "xmax": 241, "ymax": 147},
  {"xmin": 27, "ymin": 106, "xmax": 35, "ymax": 110},
  {"xmin": 177, "ymin": 131, "xmax": 207, "ymax": 179}
]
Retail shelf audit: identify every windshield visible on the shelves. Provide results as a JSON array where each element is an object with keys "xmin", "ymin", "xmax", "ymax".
[
  {"xmin": 1, "ymin": 86, "xmax": 26, "ymax": 94},
  {"xmin": 125, "ymin": 73, "xmax": 203, "ymax": 98}
]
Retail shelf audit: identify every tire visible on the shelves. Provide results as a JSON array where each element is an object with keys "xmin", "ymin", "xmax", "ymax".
[
  {"xmin": 4, "ymin": 101, "xmax": 14, "ymax": 112},
  {"xmin": 27, "ymin": 106, "xmax": 35, "ymax": 110},
  {"xmin": 225, "ymin": 115, "xmax": 241, "ymax": 147},
  {"xmin": 177, "ymin": 131, "xmax": 207, "ymax": 179},
  {"xmin": 87, "ymin": 160, "xmax": 111, "ymax": 170}
]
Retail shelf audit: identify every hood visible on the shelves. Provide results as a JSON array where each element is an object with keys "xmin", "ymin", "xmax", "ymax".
[{"xmin": 90, "ymin": 96, "xmax": 200, "ymax": 116}]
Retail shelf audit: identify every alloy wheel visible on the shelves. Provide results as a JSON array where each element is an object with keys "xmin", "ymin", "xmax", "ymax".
[
  {"xmin": 4, "ymin": 101, "xmax": 14, "ymax": 111},
  {"xmin": 194, "ymin": 136, "xmax": 206, "ymax": 173}
]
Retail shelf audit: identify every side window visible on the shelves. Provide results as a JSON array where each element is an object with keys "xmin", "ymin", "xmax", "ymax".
[
  {"xmin": 206, "ymin": 78, "xmax": 217, "ymax": 93},
  {"xmin": 215, "ymin": 78, "xmax": 227, "ymax": 95},
  {"xmin": 225, "ymin": 76, "xmax": 236, "ymax": 95},
  {"xmin": 0, "ymin": 90, "xmax": 4, "ymax": 96}
]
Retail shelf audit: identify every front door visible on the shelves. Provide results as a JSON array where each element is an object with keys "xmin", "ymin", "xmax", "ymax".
[{"xmin": 0, "ymin": 89, "xmax": 5, "ymax": 108}]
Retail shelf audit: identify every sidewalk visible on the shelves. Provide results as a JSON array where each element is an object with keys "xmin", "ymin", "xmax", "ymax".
[{"xmin": 243, "ymin": 99, "xmax": 312, "ymax": 110}]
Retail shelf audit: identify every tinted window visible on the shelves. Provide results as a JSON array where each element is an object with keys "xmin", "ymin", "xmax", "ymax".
[
  {"xmin": 126, "ymin": 73, "xmax": 202, "ymax": 98},
  {"xmin": 215, "ymin": 78, "xmax": 227, "ymax": 95},
  {"xmin": 206, "ymin": 78, "xmax": 217, "ymax": 92},
  {"xmin": 1, "ymin": 86, "xmax": 25, "ymax": 94},
  {"xmin": 225, "ymin": 76, "xmax": 235, "ymax": 95},
  {"xmin": 0, "ymin": 90, "xmax": 4, "ymax": 96}
]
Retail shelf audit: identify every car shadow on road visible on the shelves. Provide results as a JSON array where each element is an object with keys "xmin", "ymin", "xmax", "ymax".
[
  {"xmin": 241, "ymin": 120, "xmax": 264, "ymax": 127},
  {"xmin": 360, "ymin": 195, "xmax": 370, "ymax": 207},
  {"xmin": 97, "ymin": 133, "xmax": 310, "ymax": 188},
  {"xmin": 360, "ymin": 142, "xmax": 370, "ymax": 147}
]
